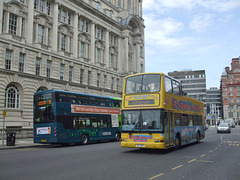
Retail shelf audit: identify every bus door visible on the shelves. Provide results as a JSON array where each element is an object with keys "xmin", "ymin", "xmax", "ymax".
[
  {"xmin": 164, "ymin": 111, "xmax": 169, "ymax": 147},
  {"xmin": 165, "ymin": 111, "xmax": 174, "ymax": 147},
  {"xmin": 169, "ymin": 111, "xmax": 174, "ymax": 146}
]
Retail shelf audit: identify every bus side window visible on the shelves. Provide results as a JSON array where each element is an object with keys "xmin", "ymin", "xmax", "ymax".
[
  {"xmin": 182, "ymin": 114, "xmax": 188, "ymax": 126},
  {"xmin": 165, "ymin": 77, "xmax": 172, "ymax": 93},
  {"xmin": 174, "ymin": 113, "xmax": 181, "ymax": 126},
  {"xmin": 188, "ymin": 115, "xmax": 193, "ymax": 126},
  {"xmin": 73, "ymin": 117, "xmax": 78, "ymax": 129},
  {"xmin": 173, "ymin": 80, "xmax": 180, "ymax": 95}
]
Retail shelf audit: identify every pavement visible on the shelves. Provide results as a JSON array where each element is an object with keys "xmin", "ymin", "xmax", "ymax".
[{"xmin": 0, "ymin": 138, "xmax": 45, "ymax": 150}]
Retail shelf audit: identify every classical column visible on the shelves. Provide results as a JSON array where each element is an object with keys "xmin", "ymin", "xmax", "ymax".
[
  {"xmin": 5, "ymin": 11, "xmax": 10, "ymax": 33},
  {"xmin": 73, "ymin": 13, "xmax": 78, "ymax": 58},
  {"xmin": 0, "ymin": 1, "xmax": 3, "ymax": 34},
  {"xmin": 136, "ymin": 0, "xmax": 140, "ymax": 16},
  {"xmin": 45, "ymin": 27, "xmax": 49, "ymax": 45},
  {"xmin": 34, "ymin": 23, "xmax": 39, "ymax": 43},
  {"xmin": 124, "ymin": 36, "xmax": 129, "ymax": 73},
  {"xmin": 140, "ymin": 0, "xmax": 143, "ymax": 17},
  {"xmin": 117, "ymin": 37, "xmax": 121, "ymax": 71},
  {"xmin": 26, "ymin": 0, "xmax": 34, "ymax": 44},
  {"xmin": 90, "ymin": 22, "xmax": 95, "ymax": 63},
  {"xmin": 52, "ymin": 2, "xmax": 59, "ymax": 52},
  {"xmin": 104, "ymin": 30, "xmax": 109, "ymax": 67}
]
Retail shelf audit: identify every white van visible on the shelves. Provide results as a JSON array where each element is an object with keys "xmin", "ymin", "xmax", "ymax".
[{"xmin": 225, "ymin": 119, "xmax": 235, "ymax": 128}]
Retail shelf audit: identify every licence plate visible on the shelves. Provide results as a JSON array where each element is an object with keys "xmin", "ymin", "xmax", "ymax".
[
  {"xmin": 136, "ymin": 144, "xmax": 145, "ymax": 147},
  {"xmin": 41, "ymin": 139, "xmax": 47, "ymax": 142}
]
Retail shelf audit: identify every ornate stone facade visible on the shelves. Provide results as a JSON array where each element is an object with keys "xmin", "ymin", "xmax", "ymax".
[
  {"xmin": 221, "ymin": 58, "xmax": 240, "ymax": 123},
  {"xmin": 0, "ymin": 0, "xmax": 145, "ymax": 128}
]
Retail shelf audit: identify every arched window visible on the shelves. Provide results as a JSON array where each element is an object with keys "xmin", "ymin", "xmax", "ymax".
[
  {"xmin": 96, "ymin": 3, "xmax": 101, "ymax": 11},
  {"xmin": 5, "ymin": 84, "xmax": 20, "ymax": 108}
]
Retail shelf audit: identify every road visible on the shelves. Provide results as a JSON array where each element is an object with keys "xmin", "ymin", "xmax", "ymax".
[{"xmin": 1, "ymin": 127, "xmax": 240, "ymax": 180}]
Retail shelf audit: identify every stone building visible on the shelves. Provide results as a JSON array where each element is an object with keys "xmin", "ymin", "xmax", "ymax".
[
  {"xmin": 0, "ymin": 0, "xmax": 145, "ymax": 129},
  {"xmin": 221, "ymin": 58, "xmax": 240, "ymax": 124}
]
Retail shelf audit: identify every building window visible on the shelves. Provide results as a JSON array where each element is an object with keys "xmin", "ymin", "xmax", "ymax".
[
  {"xmin": 34, "ymin": 0, "xmax": 37, "ymax": 9},
  {"xmin": 61, "ymin": 34, "xmax": 66, "ymax": 51},
  {"xmin": 5, "ymin": 49, "xmax": 12, "ymax": 70},
  {"xmin": 39, "ymin": 0, "xmax": 44, "ymax": 12},
  {"xmin": 9, "ymin": 13, "xmax": 17, "ymax": 35},
  {"xmin": 5, "ymin": 84, "xmax": 20, "ymax": 109},
  {"xmin": 97, "ymin": 73, "xmax": 100, "ymax": 87},
  {"xmin": 116, "ymin": 78, "xmax": 119, "ymax": 91},
  {"xmin": 80, "ymin": 20, "xmax": 84, "ymax": 31},
  {"xmin": 86, "ymin": 22, "xmax": 89, "ymax": 32},
  {"xmin": 110, "ymin": 54, "xmax": 114, "ymax": 67},
  {"xmin": 118, "ymin": 0, "xmax": 121, "ymax": 7},
  {"xmin": 114, "ymin": 36, "xmax": 117, "ymax": 46},
  {"xmin": 96, "ymin": 48, "xmax": 100, "ymax": 63},
  {"xmin": 80, "ymin": 42, "xmax": 85, "ymax": 57},
  {"xmin": 96, "ymin": 27, "xmax": 100, "ymax": 39},
  {"xmin": 80, "ymin": 69, "xmax": 84, "ymax": 84},
  {"xmin": 101, "ymin": 29, "xmax": 104, "ymax": 39},
  {"xmin": 60, "ymin": 64, "xmax": 64, "ymax": 80},
  {"xmin": 68, "ymin": 13, "xmax": 71, "ymax": 25},
  {"xmin": 96, "ymin": 3, "xmax": 101, "ymax": 11},
  {"xmin": 69, "ymin": 66, "xmax": 73, "ymax": 82},
  {"xmin": 88, "ymin": 71, "xmax": 91, "ymax": 85},
  {"xmin": 36, "ymin": 57, "xmax": 41, "ymax": 76},
  {"xmin": 38, "ymin": 25, "xmax": 44, "ymax": 43},
  {"xmin": 20, "ymin": 0, "xmax": 25, "ymax": 3},
  {"xmin": 46, "ymin": 2, "xmax": 51, "ymax": 15},
  {"xmin": 46, "ymin": 60, "xmax": 51, "ymax": 78},
  {"xmin": 62, "ymin": 10, "xmax": 66, "ymax": 22},
  {"xmin": 58, "ymin": 8, "xmax": 61, "ymax": 20},
  {"xmin": 103, "ymin": 75, "xmax": 106, "ymax": 88},
  {"xmin": 111, "ymin": 77, "xmax": 114, "ymax": 90},
  {"xmin": 19, "ymin": 53, "xmax": 25, "ymax": 72},
  {"xmin": 110, "ymin": 11, "xmax": 113, "ymax": 19}
]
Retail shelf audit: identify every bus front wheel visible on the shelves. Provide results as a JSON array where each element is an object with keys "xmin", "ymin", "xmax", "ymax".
[{"xmin": 81, "ymin": 134, "xmax": 89, "ymax": 144}]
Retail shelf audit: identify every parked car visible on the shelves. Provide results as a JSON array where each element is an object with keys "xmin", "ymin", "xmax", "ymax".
[{"xmin": 217, "ymin": 123, "xmax": 231, "ymax": 133}]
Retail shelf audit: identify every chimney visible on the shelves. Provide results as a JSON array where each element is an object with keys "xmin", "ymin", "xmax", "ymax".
[{"xmin": 225, "ymin": 66, "xmax": 230, "ymax": 73}]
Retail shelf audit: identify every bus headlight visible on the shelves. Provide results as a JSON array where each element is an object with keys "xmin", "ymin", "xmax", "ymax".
[{"xmin": 122, "ymin": 139, "xmax": 127, "ymax": 142}]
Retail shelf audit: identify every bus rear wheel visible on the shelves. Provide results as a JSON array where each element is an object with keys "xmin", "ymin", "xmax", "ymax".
[
  {"xmin": 115, "ymin": 132, "xmax": 120, "ymax": 141},
  {"xmin": 81, "ymin": 134, "xmax": 89, "ymax": 144},
  {"xmin": 196, "ymin": 132, "xmax": 200, "ymax": 143}
]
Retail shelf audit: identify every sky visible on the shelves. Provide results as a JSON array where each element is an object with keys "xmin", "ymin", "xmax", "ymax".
[{"xmin": 142, "ymin": 0, "xmax": 240, "ymax": 88}]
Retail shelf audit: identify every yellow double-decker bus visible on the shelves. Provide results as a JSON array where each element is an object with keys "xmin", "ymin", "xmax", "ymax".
[{"xmin": 121, "ymin": 73, "xmax": 205, "ymax": 150}]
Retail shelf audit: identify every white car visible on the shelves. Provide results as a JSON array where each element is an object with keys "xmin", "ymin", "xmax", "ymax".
[{"xmin": 217, "ymin": 123, "xmax": 231, "ymax": 133}]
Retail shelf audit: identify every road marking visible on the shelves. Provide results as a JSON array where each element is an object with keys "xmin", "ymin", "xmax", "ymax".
[
  {"xmin": 209, "ymin": 150, "xmax": 213, "ymax": 153},
  {"xmin": 200, "ymin": 154, "xmax": 206, "ymax": 158},
  {"xmin": 149, "ymin": 173, "xmax": 165, "ymax": 180},
  {"xmin": 215, "ymin": 147, "xmax": 218, "ymax": 150},
  {"xmin": 195, "ymin": 160, "xmax": 214, "ymax": 163},
  {"xmin": 188, "ymin": 159, "xmax": 196, "ymax": 163},
  {"xmin": 172, "ymin": 165, "xmax": 183, "ymax": 170}
]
